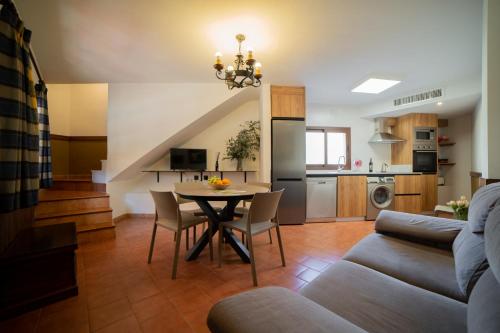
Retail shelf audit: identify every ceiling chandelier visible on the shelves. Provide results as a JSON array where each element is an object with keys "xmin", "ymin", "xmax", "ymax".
[{"xmin": 213, "ymin": 34, "xmax": 262, "ymax": 89}]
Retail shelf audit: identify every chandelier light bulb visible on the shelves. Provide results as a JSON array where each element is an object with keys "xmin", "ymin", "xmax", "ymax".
[
  {"xmin": 215, "ymin": 52, "xmax": 222, "ymax": 65},
  {"xmin": 227, "ymin": 65, "xmax": 234, "ymax": 72}
]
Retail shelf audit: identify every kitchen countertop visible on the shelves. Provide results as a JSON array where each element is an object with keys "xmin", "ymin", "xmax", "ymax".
[{"xmin": 306, "ymin": 170, "xmax": 422, "ymax": 177}]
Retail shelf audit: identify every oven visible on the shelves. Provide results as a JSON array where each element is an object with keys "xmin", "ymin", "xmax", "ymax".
[{"xmin": 413, "ymin": 150, "xmax": 437, "ymax": 173}]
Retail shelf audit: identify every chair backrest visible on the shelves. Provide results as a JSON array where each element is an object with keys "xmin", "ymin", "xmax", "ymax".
[
  {"xmin": 248, "ymin": 190, "xmax": 284, "ymax": 224},
  {"xmin": 150, "ymin": 190, "xmax": 179, "ymax": 221},
  {"xmin": 247, "ymin": 182, "xmax": 272, "ymax": 190},
  {"xmin": 174, "ymin": 182, "xmax": 205, "ymax": 204}
]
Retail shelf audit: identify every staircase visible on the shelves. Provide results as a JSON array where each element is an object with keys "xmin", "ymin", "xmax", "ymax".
[{"xmin": 35, "ymin": 189, "xmax": 113, "ymax": 233}]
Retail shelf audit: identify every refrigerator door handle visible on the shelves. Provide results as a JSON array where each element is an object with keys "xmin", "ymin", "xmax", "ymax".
[{"xmin": 276, "ymin": 178, "xmax": 303, "ymax": 181}]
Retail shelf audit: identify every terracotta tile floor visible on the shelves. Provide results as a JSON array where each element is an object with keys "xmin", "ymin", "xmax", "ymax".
[{"xmin": 0, "ymin": 218, "xmax": 374, "ymax": 333}]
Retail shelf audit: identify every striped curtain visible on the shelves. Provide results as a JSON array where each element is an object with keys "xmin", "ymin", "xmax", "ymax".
[
  {"xmin": 0, "ymin": 2, "xmax": 40, "ymax": 213},
  {"xmin": 36, "ymin": 82, "xmax": 52, "ymax": 188}
]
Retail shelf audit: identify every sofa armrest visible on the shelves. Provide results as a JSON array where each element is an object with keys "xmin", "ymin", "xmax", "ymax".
[
  {"xmin": 207, "ymin": 287, "xmax": 367, "ymax": 333},
  {"xmin": 375, "ymin": 210, "xmax": 465, "ymax": 246}
]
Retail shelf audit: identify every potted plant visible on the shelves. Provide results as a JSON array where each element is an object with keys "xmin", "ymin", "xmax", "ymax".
[
  {"xmin": 224, "ymin": 120, "xmax": 260, "ymax": 171},
  {"xmin": 447, "ymin": 195, "xmax": 469, "ymax": 220}
]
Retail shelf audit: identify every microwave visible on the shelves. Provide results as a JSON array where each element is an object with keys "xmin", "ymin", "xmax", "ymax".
[{"xmin": 413, "ymin": 127, "xmax": 436, "ymax": 150}]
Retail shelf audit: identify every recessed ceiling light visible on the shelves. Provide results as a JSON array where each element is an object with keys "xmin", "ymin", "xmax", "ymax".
[
  {"xmin": 437, "ymin": 102, "xmax": 443, "ymax": 106},
  {"xmin": 352, "ymin": 78, "xmax": 401, "ymax": 94}
]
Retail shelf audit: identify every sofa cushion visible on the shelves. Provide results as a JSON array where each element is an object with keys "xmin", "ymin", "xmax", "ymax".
[
  {"xmin": 468, "ymin": 182, "xmax": 500, "ymax": 233},
  {"xmin": 300, "ymin": 260, "xmax": 467, "ymax": 333},
  {"xmin": 467, "ymin": 269, "xmax": 500, "ymax": 333},
  {"xmin": 207, "ymin": 286, "xmax": 367, "ymax": 333},
  {"xmin": 452, "ymin": 223, "xmax": 489, "ymax": 297},
  {"xmin": 343, "ymin": 233, "xmax": 465, "ymax": 302},
  {"xmin": 375, "ymin": 210, "xmax": 464, "ymax": 246},
  {"xmin": 485, "ymin": 204, "xmax": 500, "ymax": 282}
]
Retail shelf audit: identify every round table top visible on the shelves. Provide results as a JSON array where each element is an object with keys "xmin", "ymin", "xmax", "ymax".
[{"xmin": 175, "ymin": 184, "xmax": 268, "ymax": 201}]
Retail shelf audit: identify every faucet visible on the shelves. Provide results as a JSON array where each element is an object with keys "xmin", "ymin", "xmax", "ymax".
[
  {"xmin": 337, "ymin": 156, "xmax": 346, "ymax": 171},
  {"xmin": 381, "ymin": 162, "xmax": 389, "ymax": 173}
]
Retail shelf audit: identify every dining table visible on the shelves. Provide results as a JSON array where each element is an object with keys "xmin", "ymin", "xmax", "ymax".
[{"xmin": 175, "ymin": 184, "xmax": 268, "ymax": 263}]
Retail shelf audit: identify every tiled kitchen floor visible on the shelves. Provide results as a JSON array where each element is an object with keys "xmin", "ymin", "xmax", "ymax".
[{"xmin": 0, "ymin": 218, "xmax": 374, "ymax": 333}]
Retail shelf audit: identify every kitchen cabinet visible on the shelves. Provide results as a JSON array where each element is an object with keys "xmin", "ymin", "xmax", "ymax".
[
  {"xmin": 395, "ymin": 195, "xmax": 422, "ymax": 214},
  {"xmin": 271, "ymin": 86, "xmax": 305, "ymax": 118},
  {"xmin": 394, "ymin": 175, "xmax": 422, "ymax": 214},
  {"xmin": 391, "ymin": 113, "xmax": 438, "ymax": 165},
  {"xmin": 421, "ymin": 174, "xmax": 438, "ymax": 212},
  {"xmin": 337, "ymin": 176, "xmax": 367, "ymax": 217},
  {"xmin": 395, "ymin": 175, "xmax": 421, "ymax": 194}
]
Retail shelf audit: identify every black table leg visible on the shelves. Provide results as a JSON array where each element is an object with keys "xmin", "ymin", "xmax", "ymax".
[{"xmin": 185, "ymin": 199, "xmax": 250, "ymax": 263}]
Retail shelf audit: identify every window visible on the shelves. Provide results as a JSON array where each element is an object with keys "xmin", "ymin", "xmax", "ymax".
[{"xmin": 306, "ymin": 127, "xmax": 351, "ymax": 169}]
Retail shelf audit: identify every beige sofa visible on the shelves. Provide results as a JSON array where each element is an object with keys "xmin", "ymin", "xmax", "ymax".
[{"xmin": 207, "ymin": 183, "xmax": 500, "ymax": 333}]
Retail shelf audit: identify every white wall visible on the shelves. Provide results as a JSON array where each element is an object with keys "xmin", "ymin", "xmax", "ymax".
[
  {"xmin": 259, "ymin": 84, "xmax": 272, "ymax": 182},
  {"xmin": 47, "ymin": 84, "xmax": 108, "ymax": 136},
  {"xmin": 472, "ymin": 0, "xmax": 500, "ymax": 179},
  {"xmin": 485, "ymin": 0, "xmax": 500, "ymax": 178},
  {"xmin": 106, "ymin": 83, "xmax": 247, "ymax": 180},
  {"xmin": 108, "ymin": 100, "xmax": 260, "ymax": 217},
  {"xmin": 306, "ymin": 104, "xmax": 391, "ymax": 172},
  {"xmin": 438, "ymin": 113, "xmax": 472, "ymax": 204}
]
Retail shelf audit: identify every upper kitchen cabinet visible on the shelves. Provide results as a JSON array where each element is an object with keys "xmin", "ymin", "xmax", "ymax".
[
  {"xmin": 271, "ymin": 85, "xmax": 305, "ymax": 118},
  {"xmin": 391, "ymin": 113, "xmax": 438, "ymax": 165}
]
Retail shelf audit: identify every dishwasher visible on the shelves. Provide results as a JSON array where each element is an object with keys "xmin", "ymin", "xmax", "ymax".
[{"xmin": 306, "ymin": 177, "xmax": 337, "ymax": 221}]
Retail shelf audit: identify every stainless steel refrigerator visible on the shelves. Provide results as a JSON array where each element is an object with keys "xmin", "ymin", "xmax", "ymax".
[{"xmin": 272, "ymin": 119, "xmax": 306, "ymax": 225}]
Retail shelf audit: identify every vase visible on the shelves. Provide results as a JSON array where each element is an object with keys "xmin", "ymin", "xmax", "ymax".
[{"xmin": 236, "ymin": 159, "xmax": 243, "ymax": 171}]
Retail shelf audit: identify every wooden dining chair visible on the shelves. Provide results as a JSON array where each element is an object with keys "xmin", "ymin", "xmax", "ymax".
[
  {"xmin": 148, "ymin": 191, "xmax": 212, "ymax": 279},
  {"xmin": 218, "ymin": 190, "xmax": 286, "ymax": 286},
  {"xmin": 174, "ymin": 182, "xmax": 221, "ymax": 249},
  {"xmin": 235, "ymin": 182, "xmax": 272, "ymax": 244}
]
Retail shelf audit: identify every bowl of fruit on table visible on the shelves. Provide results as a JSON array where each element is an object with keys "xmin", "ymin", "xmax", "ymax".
[{"xmin": 208, "ymin": 176, "xmax": 231, "ymax": 190}]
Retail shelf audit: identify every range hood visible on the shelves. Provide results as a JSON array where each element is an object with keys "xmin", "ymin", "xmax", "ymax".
[{"xmin": 368, "ymin": 118, "xmax": 405, "ymax": 144}]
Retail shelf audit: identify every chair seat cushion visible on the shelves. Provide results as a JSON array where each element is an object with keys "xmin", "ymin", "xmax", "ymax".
[
  {"xmin": 343, "ymin": 233, "xmax": 465, "ymax": 302},
  {"xmin": 207, "ymin": 286, "xmax": 367, "ymax": 333},
  {"xmin": 221, "ymin": 216, "xmax": 276, "ymax": 235},
  {"xmin": 300, "ymin": 260, "xmax": 467, "ymax": 333},
  {"xmin": 157, "ymin": 212, "xmax": 205, "ymax": 231}
]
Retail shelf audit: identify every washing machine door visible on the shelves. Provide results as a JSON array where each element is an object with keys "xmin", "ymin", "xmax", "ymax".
[{"xmin": 370, "ymin": 185, "xmax": 394, "ymax": 209}]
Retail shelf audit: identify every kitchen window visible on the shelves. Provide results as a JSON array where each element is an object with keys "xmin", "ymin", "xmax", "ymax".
[{"xmin": 306, "ymin": 127, "xmax": 351, "ymax": 170}]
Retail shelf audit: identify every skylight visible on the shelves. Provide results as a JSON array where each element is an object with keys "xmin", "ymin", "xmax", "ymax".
[{"xmin": 352, "ymin": 78, "xmax": 401, "ymax": 94}]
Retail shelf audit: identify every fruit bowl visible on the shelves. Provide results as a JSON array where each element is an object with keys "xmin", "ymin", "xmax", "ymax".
[
  {"xmin": 209, "ymin": 183, "xmax": 230, "ymax": 190},
  {"xmin": 207, "ymin": 176, "xmax": 231, "ymax": 190}
]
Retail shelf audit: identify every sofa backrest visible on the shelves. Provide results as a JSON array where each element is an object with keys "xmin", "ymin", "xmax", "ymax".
[
  {"xmin": 468, "ymin": 182, "xmax": 500, "ymax": 233},
  {"xmin": 467, "ymin": 204, "xmax": 500, "ymax": 332}
]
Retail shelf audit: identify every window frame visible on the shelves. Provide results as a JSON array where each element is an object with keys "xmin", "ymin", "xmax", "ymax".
[{"xmin": 306, "ymin": 126, "xmax": 351, "ymax": 170}]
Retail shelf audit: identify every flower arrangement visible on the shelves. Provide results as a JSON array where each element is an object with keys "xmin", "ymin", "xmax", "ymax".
[{"xmin": 447, "ymin": 195, "xmax": 469, "ymax": 221}]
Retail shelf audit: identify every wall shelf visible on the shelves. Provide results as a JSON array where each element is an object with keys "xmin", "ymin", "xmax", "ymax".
[
  {"xmin": 142, "ymin": 170, "xmax": 257, "ymax": 183},
  {"xmin": 439, "ymin": 142, "xmax": 456, "ymax": 146}
]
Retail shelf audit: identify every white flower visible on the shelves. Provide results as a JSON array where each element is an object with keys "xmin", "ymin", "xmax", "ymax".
[{"xmin": 460, "ymin": 195, "xmax": 467, "ymax": 201}]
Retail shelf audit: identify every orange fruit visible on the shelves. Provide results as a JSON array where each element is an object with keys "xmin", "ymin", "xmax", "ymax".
[{"xmin": 222, "ymin": 179, "xmax": 231, "ymax": 185}]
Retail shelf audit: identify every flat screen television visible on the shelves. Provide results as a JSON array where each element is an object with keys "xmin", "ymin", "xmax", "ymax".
[{"xmin": 170, "ymin": 148, "xmax": 207, "ymax": 170}]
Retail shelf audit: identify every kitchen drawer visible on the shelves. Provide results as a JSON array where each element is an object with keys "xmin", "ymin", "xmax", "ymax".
[
  {"xmin": 395, "ymin": 175, "xmax": 421, "ymax": 194},
  {"xmin": 395, "ymin": 195, "xmax": 422, "ymax": 214}
]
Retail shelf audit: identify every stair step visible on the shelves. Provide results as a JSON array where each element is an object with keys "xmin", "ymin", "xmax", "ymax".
[
  {"xmin": 39, "ymin": 190, "xmax": 109, "ymax": 202},
  {"xmin": 36, "ymin": 207, "xmax": 113, "ymax": 220},
  {"xmin": 34, "ymin": 211, "xmax": 114, "ymax": 232}
]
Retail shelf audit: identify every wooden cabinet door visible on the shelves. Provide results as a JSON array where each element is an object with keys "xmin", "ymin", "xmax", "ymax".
[
  {"xmin": 421, "ymin": 174, "xmax": 437, "ymax": 212},
  {"xmin": 271, "ymin": 86, "xmax": 305, "ymax": 118},
  {"xmin": 395, "ymin": 195, "xmax": 422, "ymax": 214},
  {"xmin": 391, "ymin": 114, "xmax": 414, "ymax": 165},
  {"xmin": 395, "ymin": 175, "xmax": 421, "ymax": 194},
  {"xmin": 337, "ymin": 176, "xmax": 367, "ymax": 217},
  {"xmin": 413, "ymin": 113, "xmax": 438, "ymax": 127}
]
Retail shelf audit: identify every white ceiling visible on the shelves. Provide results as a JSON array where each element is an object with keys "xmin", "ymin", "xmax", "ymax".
[{"xmin": 17, "ymin": 0, "xmax": 482, "ymax": 106}]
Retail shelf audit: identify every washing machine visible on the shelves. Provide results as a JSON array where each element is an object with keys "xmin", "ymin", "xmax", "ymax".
[{"xmin": 366, "ymin": 176, "xmax": 395, "ymax": 220}]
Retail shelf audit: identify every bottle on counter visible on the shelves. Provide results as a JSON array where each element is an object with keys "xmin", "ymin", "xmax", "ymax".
[{"xmin": 369, "ymin": 158, "xmax": 373, "ymax": 172}]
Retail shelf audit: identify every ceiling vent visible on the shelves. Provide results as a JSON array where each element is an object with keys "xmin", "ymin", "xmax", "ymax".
[{"xmin": 393, "ymin": 89, "xmax": 443, "ymax": 107}]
